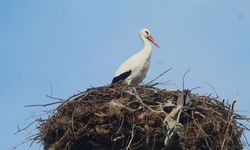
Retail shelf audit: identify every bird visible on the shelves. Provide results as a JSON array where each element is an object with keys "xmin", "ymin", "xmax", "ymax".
[{"xmin": 111, "ymin": 28, "xmax": 160, "ymax": 85}]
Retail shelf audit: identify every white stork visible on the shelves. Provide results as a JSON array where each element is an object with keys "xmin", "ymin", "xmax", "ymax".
[{"xmin": 111, "ymin": 28, "xmax": 160, "ymax": 85}]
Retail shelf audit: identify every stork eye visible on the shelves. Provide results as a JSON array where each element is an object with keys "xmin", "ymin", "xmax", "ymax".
[{"xmin": 145, "ymin": 31, "xmax": 149, "ymax": 34}]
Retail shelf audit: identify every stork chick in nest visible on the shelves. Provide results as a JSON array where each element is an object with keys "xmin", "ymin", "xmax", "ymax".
[{"xmin": 111, "ymin": 28, "xmax": 160, "ymax": 85}]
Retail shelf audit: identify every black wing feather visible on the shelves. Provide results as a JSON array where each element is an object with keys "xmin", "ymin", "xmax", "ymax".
[{"xmin": 111, "ymin": 70, "xmax": 132, "ymax": 84}]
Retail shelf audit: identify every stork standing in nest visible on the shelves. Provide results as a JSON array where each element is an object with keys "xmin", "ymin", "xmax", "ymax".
[{"xmin": 111, "ymin": 28, "xmax": 160, "ymax": 85}]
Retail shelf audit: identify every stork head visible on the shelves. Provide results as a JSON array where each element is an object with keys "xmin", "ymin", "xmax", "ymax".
[{"xmin": 140, "ymin": 28, "xmax": 160, "ymax": 48}]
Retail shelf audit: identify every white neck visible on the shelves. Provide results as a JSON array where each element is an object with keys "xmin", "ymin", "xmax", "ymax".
[{"xmin": 140, "ymin": 35, "xmax": 152, "ymax": 57}]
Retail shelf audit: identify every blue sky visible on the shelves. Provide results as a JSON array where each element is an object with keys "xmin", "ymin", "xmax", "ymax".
[{"xmin": 0, "ymin": 0, "xmax": 250, "ymax": 149}]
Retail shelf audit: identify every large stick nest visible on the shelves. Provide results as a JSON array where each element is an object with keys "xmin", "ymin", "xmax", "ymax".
[{"xmin": 38, "ymin": 84, "xmax": 246, "ymax": 150}]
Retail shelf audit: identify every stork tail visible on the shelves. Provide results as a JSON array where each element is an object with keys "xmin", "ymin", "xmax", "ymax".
[{"xmin": 111, "ymin": 70, "xmax": 131, "ymax": 84}]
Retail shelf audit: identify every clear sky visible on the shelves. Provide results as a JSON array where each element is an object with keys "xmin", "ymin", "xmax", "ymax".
[{"xmin": 1, "ymin": 0, "xmax": 250, "ymax": 149}]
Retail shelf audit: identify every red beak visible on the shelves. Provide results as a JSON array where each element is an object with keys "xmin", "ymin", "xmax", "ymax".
[{"xmin": 146, "ymin": 35, "xmax": 160, "ymax": 48}]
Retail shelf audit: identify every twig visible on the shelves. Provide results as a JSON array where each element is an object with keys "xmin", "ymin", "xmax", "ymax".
[
  {"xmin": 116, "ymin": 115, "xmax": 125, "ymax": 134},
  {"xmin": 190, "ymin": 86, "xmax": 201, "ymax": 91},
  {"xmin": 236, "ymin": 116, "xmax": 250, "ymax": 120},
  {"xmin": 152, "ymin": 135, "xmax": 156, "ymax": 150},
  {"xmin": 109, "ymin": 100, "xmax": 142, "ymax": 112},
  {"xmin": 182, "ymin": 68, "xmax": 191, "ymax": 90},
  {"xmin": 24, "ymin": 101, "xmax": 64, "ymax": 107},
  {"xmin": 204, "ymin": 81, "xmax": 219, "ymax": 98},
  {"xmin": 126, "ymin": 124, "xmax": 136, "ymax": 150},
  {"xmin": 191, "ymin": 111, "xmax": 210, "ymax": 140},
  {"xmin": 50, "ymin": 81, "xmax": 53, "ymax": 97},
  {"xmin": 221, "ymin": 109, "xmax": 234, "ymax": 150},
  {"xmin": 126, "ymin": 88, "xmax": 162, "ymax": 114},
  {"xmin": 243, "ymin": 133, "xmax": 250, "ymax": 147},
  {"xmin": 14, "ymin": 120, "xmax": 39, "ymax": 135},
  {"xmin": 146, "ymin": 68, "xmax": 172, "ymax": 86},
  {"xmin": 46, "ymin": 95, "xmax": 65, "ymax": 102},
  {"xmin": 13, "ymin": 133, "xmax": 40, "ymax": 150},
  {"xmin": 71, "ymin": 106, "xmax": 77, "ymax": 136}
]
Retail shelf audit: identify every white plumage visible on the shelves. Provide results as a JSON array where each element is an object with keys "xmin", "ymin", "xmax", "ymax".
[{"xmin": 111, "ymin": 28, "xmax": 160, "ymax": 85}]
